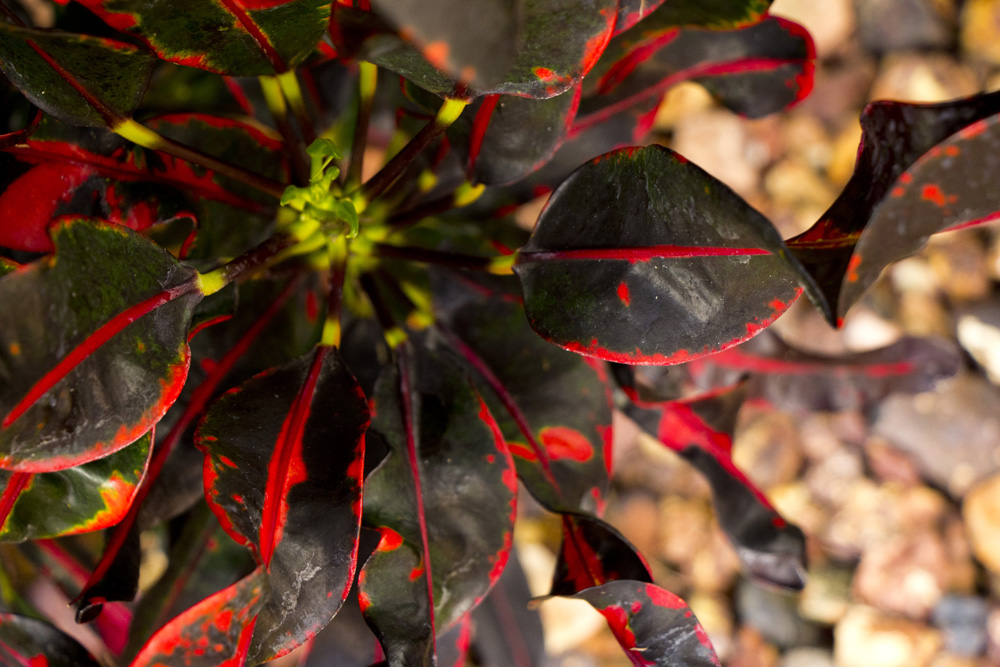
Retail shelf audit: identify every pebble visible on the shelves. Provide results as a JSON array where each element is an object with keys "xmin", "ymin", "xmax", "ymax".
[
  {"xmin": 852, "ymin": 530, "xmax": 949, "ymax": 619},
  {"xmin": 874, "ymin": 375, "xmax": 1000, "ymax": 497},
  {"xmin": 931, "ymin": 595, "xmax": 990, "ymax": 656},
  {"xmin": 737, "ymin": 578, "xmax": 823, "ymax": 648},
  {"xmin": 961, "ymin": 0, "xmax": 1000, "ymax": 65},
  {"xmin": 834, "ymin": 605, "xmax": 942, "ymax": 667},
  {"xmin": 962, "ymin": 474, "xmax": 1000, "ymax": 575},
  {"xmin": 857, "ymin": 0, "xmax": 956, "ymax": 52}
]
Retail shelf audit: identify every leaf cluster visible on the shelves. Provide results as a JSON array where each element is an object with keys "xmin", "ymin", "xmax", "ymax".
[{"xmin": 0, "ymin": 0, "xmax": 988, "ymax": 665}]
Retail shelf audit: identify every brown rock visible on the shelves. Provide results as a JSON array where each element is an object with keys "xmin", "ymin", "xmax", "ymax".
[
  {"xmin": 961, "ymin": 0, "xmax": 1000, "ymax": 65},
  {"xmin": 800, "ymin": 563, "xmax": 853, "ymax": 625},
  {"xmin": 963, "ymin": 474, "xmax": 1000, "ymax": 575},
  {"xmin": 869, "ymin": 53, "xmax": 979, "ymax": 103},
  {"xmin": 858, "ymin": 0, "xmax": 956, "ymax": 52},
  {"xmin": 729, "ymin": 627, "xmax": 779, "ymax": 667},
  {"xmin": 852, "ymin": 530, "xmax": 949, "ymax": 619},
  {"xmin": 874, "ymin": 374, "xmax": 1000, "ymax": 497},
  {"xmin": 671, "ymin": 110, "xmax": 761, "ymax": 198},
  {"xmin": 866, "ymin": 436, "xmax": 923, "ymax": 486},
  {"xmin": 733, "ymin": 412, "xmax": 804, "ymax": 490},
  {"xmin": 834, "ymin": 605, "xmax": 942, "ymax": 667}
]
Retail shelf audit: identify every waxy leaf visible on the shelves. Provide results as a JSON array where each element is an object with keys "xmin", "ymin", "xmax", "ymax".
[
  {"xmin": 622, "ymin": 0, "xmax": 772, "ymax": 32},
  {"xmin": 841, "ymin": 114, "xmax": 1000, "ymax": 316},
  {"xmin": 338, "ymin": 0, "xmax": 616, "ymax": 99},
  {"xmin": 686, "ymin": 331, "xmax": 962, "ymax": 413},
  {"xmin": 578, "ymin": 16, "xmax": 814, "ymax": 130},
  {"xmin": 625, "ymin": 384, "xmax": 807, "ymax": 589},
  {"xmin": 130, "ymin": 568, "xmax": 265, "ymax": 667},
  {"xmin": 0, "ymin": 612, "xmax": 102, "ymax": 667},
  {"xmin": 550, "ymin": 513, "xmax": 653, "ymax": 596},
  {"xmin": 0, "ymin": 430, "xmax": 152, "ymax": 542},
  {"xmin": 788, "ymin": 90, "xmax": 1000, "ymax": 323},
  {"xmin": 196, "ymin": 345, "xmax": 368, "ymax": 664},
  {"xmin": 76, "ymin": 0, "xmax": 331, "ymax": 76},
  {"xmin": 471, "ymin": 553, "xmax": 548, "ymax": 667},
  {"xmin": 438, "ymin": 285, "xmax": 611, "ymax": 515},
  {"xmin": 0, "ymin": 217, "xmax": 202, "ymax": 472},
  {"xmin": 0, "ymin": 22, "xmax": 154, "ymax": 128},
  {"xmin": 449, "ymin": 86, "xmax": 582, "ymax": 186},
  {"xmin": 570, "ymin": 580, "xmax": 720, "ymax": 667},
  {"xmin": 515, "ymin": 145, "xmax": 807, "ymax": 365},
  {"xmin": 75, "ymin": 520, "xmax": 142, "ymax": 624},
  {"xmin": 360, "ymin": 336, "xmax": 517, "ymax": 665}
]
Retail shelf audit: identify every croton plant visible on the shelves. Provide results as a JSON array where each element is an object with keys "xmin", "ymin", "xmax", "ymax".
[{"xmin": 0, "ymin": 0, "xmax": 992, "ymax": 665}]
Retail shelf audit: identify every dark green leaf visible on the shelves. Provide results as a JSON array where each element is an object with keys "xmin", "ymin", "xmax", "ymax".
[
  {"xmin": 0, "ymin": 23, "xmax": 154, "ymax": 128},
  {"xmin": 787, "ymin": 90, "xmax": 1000, "ymax": 323},
  {"xmin": 360, "ymin": 335, "xmax": 517, "ymax": 665},
  {"xmin": 0, "ymin": 430, "xmax": 151, "ymax": 542},
  {"xmin": 77, "ymin": 0, "xmax": 331, "ymax": 76},
  {"xmin": 130, "ymin": 568, "xmax": 266, "ymax": 667},
  {"xmin": 437, "ymin": 286, "xmax": 611, "ymax": 515},
  {"xmin": 196, "ymin": 345, "xmax": 368, "ymax": 663},
  {"xmin": 337, "ymin": 0, "xmax": 617, "ymax": 99},
  {"xmin": 570, "ymin": 580, "xmax": 721, "ymax": 666},
  {"xmin": 0, "ymin": 217, "xmax": 202, "ymax": 472},
  {"xmin": 550, "ymin": 514, "xmax": 652, "ymax": 596},
  {"xmin": 0, "ymin": 612, "xmax": 102, "ymax": 667},
  {"xmin": 514, "ymin": 145, "xmax": 808, "ymax": 365}
]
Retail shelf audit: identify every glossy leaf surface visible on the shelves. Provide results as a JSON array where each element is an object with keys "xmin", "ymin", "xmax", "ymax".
[
  {"xmin": 196, "ymin": 345, "xmax": 368, "ymax": 663},
  {"xmin": 788, "ymin": 90, "xmax": 1000, "ymax": 322},
  {"xmin": 550, "ymin": 513, "xmax": 652, "ymax": 596},
  {"xmin": 449, "ymin": 86, "xmax": 582, "ymax": 186},
  {"xmin": 439, "ymin": 285, "xmax": 611, "ymax": 515},
  {"xmin": 840, "ymin": 114, "xmax": 1000, "ymax": 314},
  {"xmin": 0, "ymin": 218, "xmax": 202, "ymax": 472},
  {"xmin": 579, "ymin": 17, "xmax": 814, "ymax": 129},
  {"xmin": 626, "ymin": 384, "xmax": 807, "ymax": 589},
  {"xmin": 0, "ymin": 22, "xmax": 154, "ymax": 128},
  {"xmin": 76, "ymin": 0, "xmax": 331, "ymax": 75},
  {"xmin": 0, "ymin": 612, "xmax": 102, "ymax": 667},
  {"xmin": 0, "ymin": 430, "xmax": 152, "ymax": 542},
  {"xmin": 515, "ymin": 145, "xmax": 806, "ymax": 365},
  {"xmin": 570, "ymin": 580, "xmax": 720, "ymax": 667},
  {"xmin": 360, "ymin": 337, "xmax": 517, "ymax": 665},
  {"xmin": 130, "ymin": 569, "xmax": 265, "ymax": 667},
  {"xmin": 339, "ymin": 0, "xmax": 616, "ymax": 99}
]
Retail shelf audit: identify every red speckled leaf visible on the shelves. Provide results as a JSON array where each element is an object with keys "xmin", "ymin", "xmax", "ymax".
[
  {"xmin": 0, "ymin": 430, "xmax": 152, "ymax": 542},
  {"xmin": 360, "ymin": 334, "xmax": 516, "ymax": 666},
  {"xmin": 130, "ymin": 568, "xmax": 265, "ymax": 667},
  {"xmin": 625, "ymin": 383, "xmax": 806, "ymax": 589},
  {"xmin": 685, "ymin": 331, "xmax": 962, "ymax": 413},
  {"xmin": 196, "ymin": 344, "xmax": 368, "ymax": 664},
  {"xmin": 76, "ymin": 0, "xmax": 331, "ymax": 76},
  {"xmin": 787, "ymin": 89, "xmax": 1000, "ymax": 323},
  {"xmin": 0, "ymin": 22, "xmax": 154, "ymax": 128},
  {"xmin": 576, "ymin": 16, "xmax": 814, "ymax": 133},
  {"xmin": 550, "ymin": 513, "xmax": 652, "ymax": 596},
  {"xmin": 569, "ymin": 580, "xmax": 720, "ymax": 667},
  {"xmin": 0, "ymin": 217, "xmax": 203, "ymax": 472},
  {"xmin": 514, "ymin": 145, "xmax": 808, "ymax": 366},
  {"xmin": 0, "ymin": 612, "xmax": 102, "ymax": 667},
  {"xmin": 435, "ymin": 281, "xmax": 611, "ymax": 515},
  {"xmin": 335, "ymin": 0, "xmax": 616, "ymax": 99},
  {"xmin": 839, "ymin": 114, "xmax": 1000, "ymax": 318}
]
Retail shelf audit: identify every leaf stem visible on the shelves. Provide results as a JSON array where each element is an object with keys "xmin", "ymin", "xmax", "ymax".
[
  {"xmin": 276, "ymin": 70, "xmax": 316, "ymax": 144},
  {"xmin": 356, "ymin": 97, "xmax": 468, "ymax": 210},
  {"xmin": 197, "ymin": 228, "xmax": 305, "ymax": 295},
  {"xmin": 322, "ymin": 235, "xmax": 348, "ymax": 347},
  {"xmin": 260, "ymin": 75, "xmax": 309, "ymax": 186},
  {"xmin": 372, "ymin": 244, "xmax": 515, "ymax": 274},
  {"xmin": 345, "ymin": 61, "xmax": 378, "ymax": 190},
  {"xmin": 114, "ymin": 119, "xmax": 286, "ymax": 199}
]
